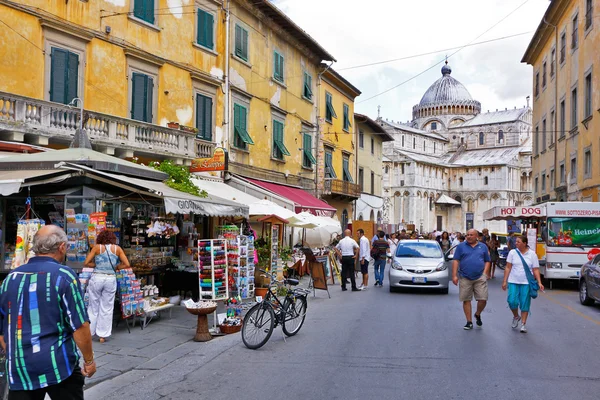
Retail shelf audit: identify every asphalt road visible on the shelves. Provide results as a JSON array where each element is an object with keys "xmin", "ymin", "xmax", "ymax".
[{"xmin": 87, "ymin": 271, "xmax": 600, "ymax": 400}]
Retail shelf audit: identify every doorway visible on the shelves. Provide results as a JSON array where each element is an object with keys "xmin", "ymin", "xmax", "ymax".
[{"xmin": 436, "ymin": 216, "xmax": 443, "ymax": 231}]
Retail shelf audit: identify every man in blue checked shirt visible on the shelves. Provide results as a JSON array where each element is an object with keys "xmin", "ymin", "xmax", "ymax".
[{"xmin": 0, "ymin": 225, "xmax": 96, "ymax": 400}]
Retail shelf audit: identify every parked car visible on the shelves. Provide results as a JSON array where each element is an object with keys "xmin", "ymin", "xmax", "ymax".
[
  {"xmin": 389, "ymin": 240, "xmax": 449, "ymax": 294},
  {"xmin": 579, "ymin": 253, "xmax": 600, "ymax": 305}
]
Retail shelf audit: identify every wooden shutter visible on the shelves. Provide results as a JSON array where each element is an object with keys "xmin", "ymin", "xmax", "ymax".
[
  {"xmin": 145, "ymin": 75, "xmax": 153, "ymax": 123},
  {"xmin": 197, "ymin": 10, "xmax": 213, "ymax": 49},
  {"xmin": 197, "ymin": 10, "xmax": 206, "ymax": 46},
  {"xmin": 50, "ymin": 48, "xmax": 68, "ymax": 104},
  {"xmin": 206, "ymin": 12, "xmax": 214, "ymax": 49},
  {"xmin": 196, "ymin": 94, "xmax": 212, "ymax": 140},
  {"xmin": 241, "ymin": 28, "xmax": 248, "ymax": 60},
  {"xmin": 134, "ymin": 0, "xmax": 145, "ymax": 21},
  {"xmin": 204, "ymin": 96, "xmax": 212, "ymax": 140},
  {"xmin": 131, "ymin": 73, "xmax": 146, "ymax": 121},
  {"xmin": 145, "ymin": 0, "xmax": 155, "ymax": 24},
  {"xmin": 67, "ymin": 52, "xmax": 79, "ymax": 106},
  {"xmin": 235, "ymin": 25, "xmax": 242, "ymax": 57},
  {"xmin": 274, "ymin": 52, "xmax": 280, "ymax": 80},
  {"xmin": 233, "ymin": 104, "xmax": 241, "ymax": 147}
]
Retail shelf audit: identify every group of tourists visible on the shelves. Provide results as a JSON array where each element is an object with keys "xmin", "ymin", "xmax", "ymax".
[{"xmin": 0, "ymin": 225, "xmax": 131, "ymax": 399}]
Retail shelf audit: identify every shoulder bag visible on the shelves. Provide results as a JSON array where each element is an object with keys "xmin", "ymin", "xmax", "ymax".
[{"xmin": 515, "ymin": 250, "xmax": 539, "ymax": 299}]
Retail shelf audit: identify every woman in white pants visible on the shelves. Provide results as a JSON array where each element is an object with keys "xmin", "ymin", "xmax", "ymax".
[{"xmin": 84, "ymin": 230, "xmax": 130, "ymax": 342}]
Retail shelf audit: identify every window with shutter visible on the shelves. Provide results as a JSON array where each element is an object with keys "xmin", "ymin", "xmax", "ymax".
[
  {"xmin": 303, "ymin": 72, "xmax": 313, "ymax": 100},
  {"xmin": 196, "ymin": 94, "xmax": 213, "ymax": 141},
  {"xmin": 273, "ymin": 51, "xmax": 284, "ymax": 82},
  {"xmin": 234, "ymin": 25, "xmax": 249, "ymax": 61},
  {"xmin": 131, "ymin": 72, "xmax": 153, "ymax": 123},
  {"xmin": 134, "ymin": 0, "xmax": 155, "ymax": 24},
  {"xmin": 343, "ymin": 157, "xmax": 353, "ymax": 183},
  {"xmin": 233, "ymin": 104, "xmax": 254, "ymax": 149},
  {"xmin": 302, "ymin": 133, "xmax": 316, "ymax": 168},
  {"xmin": 343, "ymin": 104, "xmax": 351, "ymax": 131},
  {"xmin": 197, "ymin": 9, "xmax": 214, "ymax": 50},
  {"xmin": 325, "ymin": 150, "xmax": 337, "ymax": 179},
  {"xmin": 325, "ymin": 92, "xmax": 336, "ymax": 123},
  {"xmin": 272, "ymin": 120, "xmax": 290, "ymax": 160},
  {"xmin": 50, "ymin": 47, "xmax": 79, "ymax": 105}
]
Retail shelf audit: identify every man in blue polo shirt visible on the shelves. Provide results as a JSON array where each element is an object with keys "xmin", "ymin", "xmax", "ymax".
[
  {"xmin": 452, "ymin": 228, "xmax": 491, "ymax": 330},
  {"xmin": 0, "ymin": 225, "xmax": 96, "ymax": 399}
]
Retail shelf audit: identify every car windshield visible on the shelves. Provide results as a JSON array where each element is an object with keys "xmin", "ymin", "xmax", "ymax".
[{"xmin": 395, "ymin": 242, "xmax": 443, "ymax": 258}]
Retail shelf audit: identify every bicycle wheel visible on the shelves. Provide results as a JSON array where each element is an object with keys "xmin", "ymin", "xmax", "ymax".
[
  {"xmin": 242, "ymin": 303, "xmax": 275, "ymax": 349},
  {"xmin": 282, "ymin": 296, "xmax": 307, "ymax": 337}
]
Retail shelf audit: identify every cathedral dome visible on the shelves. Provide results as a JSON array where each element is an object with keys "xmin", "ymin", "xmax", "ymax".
[
  {"xmin": 418, "ymin": 63, "xmax": 473, "ymax": 107},
  {"xmin": 412, "ymin": 62, "xmax": 481, "ymax": 122}
]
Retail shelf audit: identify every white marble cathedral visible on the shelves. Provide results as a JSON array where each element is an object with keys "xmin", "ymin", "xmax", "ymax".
[{"xmin": 381, "ymin": 62, "xmax": 533, "ymax": 233}]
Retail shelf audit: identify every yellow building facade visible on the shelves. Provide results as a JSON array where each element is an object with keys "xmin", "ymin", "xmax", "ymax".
[
  {"xmin": 225, "ymin": 0, "xmax": 335, "ymax": 191},
  {"xmin": 318, "ymin": 68, "xmax": 361, "ymax": 227},
  {"xmin": 522, "ymin": 0, "xmax": 599, "ymax": 202},
  {"xmin": 0, "ymin": 0, "xmax": 226, "ymax": 162}
]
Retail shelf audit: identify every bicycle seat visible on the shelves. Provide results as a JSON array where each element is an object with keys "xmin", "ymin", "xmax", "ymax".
[{"xmin": 284, "ymin": 278, "xmax": 299, "ymax": 286}]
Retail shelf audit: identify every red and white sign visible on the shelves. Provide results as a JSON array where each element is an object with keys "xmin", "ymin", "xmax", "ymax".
[
  {"xmin": 587, "ymin": 248, "xmax": 600, "ymax": 261},
  {"xmin": 483, "ymin": 206, "xmax": 545, "ymax": 221}
]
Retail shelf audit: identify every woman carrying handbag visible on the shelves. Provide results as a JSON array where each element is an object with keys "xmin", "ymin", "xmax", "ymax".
[
  {"xmin": 501, "ymin": 235, "xmax": 544, "ymax": 333},
  {"xmin": 84, "ymin": 230, "xmax": 130, "ymax": 342}
]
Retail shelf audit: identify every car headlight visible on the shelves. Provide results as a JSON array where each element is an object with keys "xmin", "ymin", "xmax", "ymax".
[
  {"xmin": 547, "ymin": 262, "xmax": 562, "ymax": 269},
  {"xmin": 435, "ymin": 262, "xmax": 447, "ymax": 271},
  {"xmin": 392, "ymin": 261, "xmax": 403, "ymax": 270}
]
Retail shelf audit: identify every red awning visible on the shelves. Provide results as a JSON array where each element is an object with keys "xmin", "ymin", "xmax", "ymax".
[{"xmin": 246, "ymin": 178, "xmax": 336, "ymax": 217}]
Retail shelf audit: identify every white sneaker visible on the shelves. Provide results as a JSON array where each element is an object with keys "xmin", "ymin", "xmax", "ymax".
[
  {"xmin": 511, "ymin": 316, "xmax": 521, "ymax": 329},
  {"xmin": 520, "ymin": 323, "xmax": 527, "ymax": 333},
  {"xmin": 358, "ymin": 284, "xmax": 364, "ymax": 290},
  {"xmin": 361, "ymin": 285, "xmax": 368, "ymax": 290}
]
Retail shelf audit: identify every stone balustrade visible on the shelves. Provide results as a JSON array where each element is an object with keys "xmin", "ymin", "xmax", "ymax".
[{"xmin": 0, "ymin": 92, "xmax": 215, "ymax": 160}]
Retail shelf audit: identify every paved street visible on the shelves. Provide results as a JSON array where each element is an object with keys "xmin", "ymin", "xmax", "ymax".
[{"xmin": 85, "ymin": 273, "xmax": 600, "ymax": 400}]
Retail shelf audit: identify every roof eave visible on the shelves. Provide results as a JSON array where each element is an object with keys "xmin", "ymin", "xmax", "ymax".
[
  {"xmin": 521, "ymin": 0, "xmax": 568, "ymax": 64},
  {"xmin": 250, "ymin": 1, "xmax": 336, "ymax": 62},
  {"xmin": 354, "ymin": 113, "xmax": 394, "ymax": 141},
  {"xmin": 321, "ymin": 67, "xmax": 362, "ymax": 97}
]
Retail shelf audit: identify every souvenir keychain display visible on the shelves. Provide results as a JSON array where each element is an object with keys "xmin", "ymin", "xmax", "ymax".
[{"xmin": 12, "ymin": 197, "xmax": 45, "ymax": 269}]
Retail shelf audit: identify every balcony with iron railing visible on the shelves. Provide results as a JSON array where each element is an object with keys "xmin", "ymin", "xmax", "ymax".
[
  {"xmin": 0, "ymin": 91, "xmax": 215, "ymax": 162},
  {"xmin": 324, "ymin": 179, "xmax": 361, "ymax": 199}
]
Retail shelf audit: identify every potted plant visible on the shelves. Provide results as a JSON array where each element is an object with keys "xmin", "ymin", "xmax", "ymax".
[
  {"xmin": 167, "ymin": 121, "xmax": 180, "ymax": 129},
  {"xmin": 179, "ymin": 125, "xmax": 199, "ymax": 134},
  {"xmin": 254, "ymin": 237, "xmax": 271, "ymax": 297}
]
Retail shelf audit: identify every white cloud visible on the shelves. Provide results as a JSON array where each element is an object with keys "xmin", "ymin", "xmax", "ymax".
[{"xmin": 272, "ymin": 0, "xmax": 549, "ymax": 121}]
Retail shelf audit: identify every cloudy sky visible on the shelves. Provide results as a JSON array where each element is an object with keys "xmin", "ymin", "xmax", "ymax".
[{"xmin": 273, "ymin": 0, "xmax": 550, "ymax": 123}]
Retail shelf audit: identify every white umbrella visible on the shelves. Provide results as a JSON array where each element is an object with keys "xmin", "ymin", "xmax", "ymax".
[
  {"xmin": 302, "ymin": 216, "xmax": 343, "ymax": 247},
  {"xmin": 249, "ymin": 199, "xmax": 295, "ymax": 220},
  {"xmin": 287, "ymin": 211, "xmax": 319, "ymax": 229}
]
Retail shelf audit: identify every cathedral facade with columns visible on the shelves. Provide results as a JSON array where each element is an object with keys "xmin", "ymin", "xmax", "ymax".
[{"xmin": 380, "ymin": 63, "xmax": 534, "ymax": 233}]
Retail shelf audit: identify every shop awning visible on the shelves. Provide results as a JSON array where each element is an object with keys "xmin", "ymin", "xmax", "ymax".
[
  {"xmin": 191, "ymin": 178, "xmax": 261, "ymax": 205},
  {"xmin": 226, "ymin": 176, "xmax": 295, "ymax": 210},
  {"xmin": 60, "ymin": 164, "xmax": 249, "ymax": 218},
  {"xmin": 246, "ymin": 178, "xmax": 336, "ymax": 217},
  {"xmin": 0, "ymin": 169, "xmax": 73, "ymax": 196},
  {"xmin": 435, "ymin": 194, "xmax": 461, "ymax": 205},
  {"xmin": 483, "ymin": 206, "xmax": 545, "ymax": 221}
]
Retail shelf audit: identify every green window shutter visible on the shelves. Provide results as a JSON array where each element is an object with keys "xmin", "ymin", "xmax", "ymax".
[
  {"xmin": 235, "ymin": 25, "xmax": 242, "ymax": 57},
  {"xmin": 135, "ymin": 0, "xmax": 155, "ymax": 24},
  {"xmin": 233, "ymin": 104, "xmax": 242, "ymax": 148},
  {"xmin": 343, "ymin": 104, "xmax": 351, "ymax": 130},
  {"xmin": 272, "ymin": 120, "xmax": 289, "ymax": 159},
  {"xmin": 197, "ymin": 10, "xmax": 214, "ymax": 49},
  {"xmin": 325, "ymin": 93, "xmax": 337, "ymax": 122},
  {"xmin": 206, "ymin": 13, "xmax": 214, "ymax": 49},
  {"xmin": 303, "ymin": 73, "xmax": 312, "ymax": 99},
  {"xmin": 241, "ymin": 28, "xmax": 248, "ymax": 60},
  {"xmin": 343, "ymin": 158, "xmax": 354, "ymax": 183},
  {"xmin": 325, "ymin": 152, "xmax": 337, "ymax": 179},
  {"xmin": 196, "ymin": 94, "xmax": 212, "ymax": 141},
  {"xmin": 303, "ymin": 133, "xmax": 316, "ymax": 167},
  {"xmin": 145, "ymin": 0, "xmax": 155, "ymax": 24},
  {"xmin": 132, "ymin": 73, "xmax": 149, "ymax": 122},
  {"xmin": 67, "ymin": 52, "xmax": 79, "ymax": 106},
  {"xmin": 50, "ymin": 48, "xmax": 68, "ymax": 104},
  {"xmin": 145, "ymin": 75, "xmax": 153, "ymax": 123},
  {"xmin": 233, "ymin": 104, "xmax": 253, "ymax": 148},
  {"xmin": 274, "ymin": 52, "xmax": 284, "ymax": 82}
]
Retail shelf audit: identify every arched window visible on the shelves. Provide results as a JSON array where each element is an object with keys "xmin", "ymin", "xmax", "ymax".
[
  {"xmin": 369, "ymin": 210, "xmax": 375, "ymax": 221},
  {"xmin": 459, "ymin": 177, "xmax": 463, "ymax": 186},
  {"xmin": 484, "ymin": 176, "xmax": 489, "ymax": 185},
  {"xmin": 454, "ymin": 196, "xmax": 462, "ymax": 204},
  {"xmin": 358, "ymin": 213, "xmax": 363, "ymax": 221},
  {"xmin": 341, "ymin": 209, "xmax": 349, "ymax": 229},
  {"xmin": 467, "ymin": 198, "xmax": 474, "ymax": 212},
  {"xmin": 479, "ymin": 132, "xmax": 485, "ymax": 145},
  {"xmin": 498, "ymin": 130, "xmax": 504, "ymax": 144},
  {"xmin": 376, "ymin": 211, "xmax": 382, "ymax": 223},
  {"xmin": 385, "ymin": 166, "xmax": 389, "ymax": 174},
  {"xmin": 431, "ymin": 122, "xmax": 437, "ymax": 130},
  {"xmin": 429, "ymin": 197, "xmax": 433, "ymax": 211}
]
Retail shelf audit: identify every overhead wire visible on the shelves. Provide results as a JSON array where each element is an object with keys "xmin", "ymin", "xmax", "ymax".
[{"xmin": 357, "ymin": 0, "xmax": 533, "ymax": 104}]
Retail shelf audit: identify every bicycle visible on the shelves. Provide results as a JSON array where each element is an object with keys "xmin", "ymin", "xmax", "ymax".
[{"xmin": 242, "ymin": 269, "xmax": 310, "ymax": 350}]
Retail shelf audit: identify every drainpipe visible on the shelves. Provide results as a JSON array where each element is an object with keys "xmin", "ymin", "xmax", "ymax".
[
  {"xmin": 542, "ymin": 16, "xmax": 559, "ymax": 199},
  {"xmin": 316, "ymin": 61, "xmax": 334, "ymax": 198},
  {"xmin": 223, "ymin": 0, "xmax": 231, "ymax": 153}
]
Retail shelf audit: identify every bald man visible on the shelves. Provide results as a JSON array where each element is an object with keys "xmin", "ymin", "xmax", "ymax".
[
  {"xmin": 452, "ymin": 228, "xmax": 491, "ymax": 330},
  {"xmin": 335, "ymin": 229, "xmax": 360, "ymax": 291}
]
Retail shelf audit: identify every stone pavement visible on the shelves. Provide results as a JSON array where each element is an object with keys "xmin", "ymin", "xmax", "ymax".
[{"xmin": 84, "ymin": 275, "xmax": 321, "ymax": 399}]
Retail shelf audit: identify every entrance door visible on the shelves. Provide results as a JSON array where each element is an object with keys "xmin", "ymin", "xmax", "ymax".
[{"xmin": 436, "ymin": 216, "xmax": 443, "ymax": 231}]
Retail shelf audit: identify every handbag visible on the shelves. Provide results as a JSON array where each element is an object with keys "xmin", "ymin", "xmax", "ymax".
[{"xmin": 516, "ymin": 250, "xmax": 539, "ymax": 299}]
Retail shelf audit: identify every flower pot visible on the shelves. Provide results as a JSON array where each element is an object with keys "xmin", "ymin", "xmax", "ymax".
[
  {"xmin": 167, "ymin": 122, "xmax": 179, "ymax": 129},
  {"xmin": 255, "ymin": 287, "xmax": 269, "ymax": 298}
]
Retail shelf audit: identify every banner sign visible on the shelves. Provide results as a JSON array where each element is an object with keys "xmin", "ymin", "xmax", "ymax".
[
  {"xmin": 483, "ymin": 206, "xmax": 544, "ymax": 220},
  {"xmin": 190, "ymin": 147, "xmax": 228, "ymax": 173},
  {"xmin": 548, "ymin": 217, "xmax": 600, "ymax": 246}
]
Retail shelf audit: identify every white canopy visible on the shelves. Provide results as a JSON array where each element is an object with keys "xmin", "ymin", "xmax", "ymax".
[
  {"xmin": 249, "ymin": 199, "xmax": 296, "ymax": 219},
  {"xmin": 436, "ymin": 194, "xmax": 461, "ymax": 205}
]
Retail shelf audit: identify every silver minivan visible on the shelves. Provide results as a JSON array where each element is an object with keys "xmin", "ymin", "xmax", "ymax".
[{"xmin": 389, "ymin": 240, "xmax": 450, "ymax": 294}]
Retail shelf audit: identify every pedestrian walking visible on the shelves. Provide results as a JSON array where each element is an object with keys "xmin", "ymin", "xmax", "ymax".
[
  {"xmin": 452, "ymin": 229, "xmax": 491, "ymax": 330},
  {"xmin": 0, "ymin": 225, "xmax": 96, "ymax": 399},
  {"xmin": 507, "ymin": 232, "xmax": 517, "ymax": 251},
  {"xmin": 371, "ymin": 227, "xmax": 383, "ymax": 245},
  {"xmin": 488, "ymin": 233, "xmax": 500, "ymax": 279},
  {"xmin": 84, "ymin": 230, "xmax": 130, "ymax": 343},
  {"xmin": 372, "ymin": 231, "xmax": 390, "ymax": 287},
  {"xmin": 440, "ymin": 231, "xmax": 451, "ymax": 253},
  {"xmin": 501, "ymin": 235, "xmax": 544, "ymax": 333},
  {"xmin": 357, "ymin": 229, "xmax": 371, "ymax": 290},
  {"xmin": 335, "ymin": 229, "xmax": 360, "ymax": 292}
]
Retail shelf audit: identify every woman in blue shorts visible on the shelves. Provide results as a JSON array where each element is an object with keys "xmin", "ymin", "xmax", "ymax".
[{"xmin": 501, "ymin": 235, "xmax": 544, "ymax": 333}]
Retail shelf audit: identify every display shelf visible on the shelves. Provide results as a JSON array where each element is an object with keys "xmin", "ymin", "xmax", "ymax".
[{"xmin": 198, "ymin": 239, "xmax": 229, "ymax": 301}]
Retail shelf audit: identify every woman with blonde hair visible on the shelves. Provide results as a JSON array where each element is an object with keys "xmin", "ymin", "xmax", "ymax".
[{"xmin": 84, "ymin": 230, "xmax": 130, "ymax": 342}]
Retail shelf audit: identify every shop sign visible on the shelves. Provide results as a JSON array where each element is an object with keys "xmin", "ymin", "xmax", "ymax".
[
  {"xmin": 165, "ymin": 198, "xmax": 206, "ymax": 214},
  {"xmin": 190, "ymin": 147, "xmax": 228, "ymax": 173},
  {"xmin": 298, "ymin": 207, "xmax": 335, "ymax": 218},
  {"xmin": 498, "ymin": 207, "xmax": 542, "ymax": 217}
]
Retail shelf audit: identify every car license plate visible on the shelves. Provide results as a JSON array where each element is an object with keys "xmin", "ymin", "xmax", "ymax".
[{"xmin": 412, "ymin": 277, "xmax": 427, "ymax": 283}]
